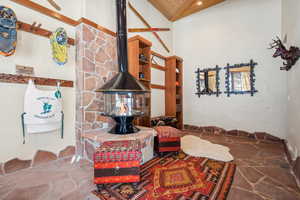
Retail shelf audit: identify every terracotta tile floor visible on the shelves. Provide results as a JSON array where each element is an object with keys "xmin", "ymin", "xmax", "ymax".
[{"xmin": 0, "ymin": 132, "xmax": 299, "ymax": 200}]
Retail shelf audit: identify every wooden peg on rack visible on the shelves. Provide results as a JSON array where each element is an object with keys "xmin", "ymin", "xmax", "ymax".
[
  {"xmin": 30, "ymin": 22, "xmax": 36, "ymax": 31},
  {"xmin": 17, "ymin": 20, "xmax": 75, "ymax": 46},
  {"xmin": 36, "ymin": 23, "xmax": 42, "ymax": 29},
  {"xmin": 30, "ymin": 22, "xmax": 42, "ymax": 32}
]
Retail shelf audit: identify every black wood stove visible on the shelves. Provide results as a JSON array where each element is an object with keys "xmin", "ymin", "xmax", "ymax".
[{"xmin": 96, "ymin": 0, "xmax": 149, "ymax": 135}]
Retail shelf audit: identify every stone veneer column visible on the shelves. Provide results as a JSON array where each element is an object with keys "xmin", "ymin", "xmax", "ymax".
[{"xmin": 75, "ymin": 23, "xmax": 118, "ymax": 157}]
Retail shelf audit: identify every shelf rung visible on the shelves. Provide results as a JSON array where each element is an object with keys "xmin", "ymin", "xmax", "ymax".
[{"xmin": 151, "ymin": 64, "xmax": 166, "ymax": 71}]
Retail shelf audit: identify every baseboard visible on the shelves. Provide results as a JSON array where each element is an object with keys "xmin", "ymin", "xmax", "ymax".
[
  {"xmin": 0, "ymin": 146, "xmax": 75, "ymax": 175},
  {"xmin": 183, "ymin": 124, "xmax": 283, "ymax": 143}
]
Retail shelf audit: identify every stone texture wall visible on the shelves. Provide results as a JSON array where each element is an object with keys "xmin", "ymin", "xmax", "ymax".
[{"xmin": 75, "ymin": 23, "xmax": 118, "ymax": 157}]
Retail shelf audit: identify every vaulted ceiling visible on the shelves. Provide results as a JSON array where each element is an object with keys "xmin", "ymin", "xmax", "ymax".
[{"xmin": 148, "ymin": 0, "xmax": 225, "ymax": 21}]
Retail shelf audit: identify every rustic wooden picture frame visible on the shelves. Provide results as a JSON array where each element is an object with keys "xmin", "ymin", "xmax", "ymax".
[
  {"xmin": 224, "ymin": 60, "xmax": 258, "ymax": 97},
  {"xmin": 195, "ymin": 65, "xmax": 221, "ymax": 97}
]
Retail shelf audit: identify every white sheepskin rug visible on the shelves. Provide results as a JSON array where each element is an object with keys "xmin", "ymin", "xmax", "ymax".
[{"xmin": 181, "ymin": 135, "xmax": 234, "ymax": 162}]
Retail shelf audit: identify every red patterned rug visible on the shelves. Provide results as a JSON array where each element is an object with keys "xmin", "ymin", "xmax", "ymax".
[{"xmin": 93, "ymin": 152, "xmax": 236, "ymax": 200}]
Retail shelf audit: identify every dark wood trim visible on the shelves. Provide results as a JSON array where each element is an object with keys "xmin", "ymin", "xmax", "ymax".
[
  {"xmin": 78, "ymin": 18, "xmax": 116, "ymax": 37},
  {"xmin": 128, "ymin": 28, "xmax": 170, "ymax": 32},
  {"xmin": 151, "ymin": 84, "xmax": 166, "ymax": 90},
  {"xmin": 151, "ymin": 51, "xmax": 167, "ymax": 60},
  {"xmin": 17, "ymin": 21, "xmax": 75, "ymax": 46},
  {"xmin": 152, "ymin": 64, "xmax": 166, "ymax": 71},
  {"xmin": 0, "ymin": 73, "xmax": 74, "ymax": 88},
  {"xmin": 10, "ymin": 0, "xmax": 79, "ymax": 26}
]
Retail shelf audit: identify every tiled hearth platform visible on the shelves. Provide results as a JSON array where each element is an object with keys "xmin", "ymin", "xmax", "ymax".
[{"xmin": 1, "ymin": 130, "xmax": 299, "ymax": 200}]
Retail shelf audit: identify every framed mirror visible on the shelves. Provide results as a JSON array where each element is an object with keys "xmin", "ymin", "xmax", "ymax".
[
  {"xmin": 195, "ymin": 65, "xmax": 221, "ymax": 97},
  {"xmin": 224, "ymin": 60, "xmax": 258, "ymax": 97}
]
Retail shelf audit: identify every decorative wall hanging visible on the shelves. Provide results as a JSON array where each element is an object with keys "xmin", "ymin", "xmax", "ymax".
[
  {"xmin": 21, "ymin": 79, "xmax": 64, "ymax": 144},
  {"xmin": 50, "ymin": 27, "xmax": 68, "ymax": 65},
  {"xmin": 224, "ymin": 60, "xmax": 258, "ymax": 97},
  {"xmin": 269, "ymin": 37, "xmax": 300, "ymax": 71},
  {"xmin": 195, "ymin": 65, "xmax": 221, "ymax": 97},
  {"xmin": 0, "ymin": 6, "xmax": 17, "ymax": 56}
]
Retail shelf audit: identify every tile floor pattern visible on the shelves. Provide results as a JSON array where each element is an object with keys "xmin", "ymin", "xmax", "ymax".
[{"xmin": 0, "ymin": 132, "xmax": 299, "ymax": 200}]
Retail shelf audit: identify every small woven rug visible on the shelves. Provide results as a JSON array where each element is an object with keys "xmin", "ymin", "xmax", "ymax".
[{"xmin": 93, "ymin": 152, "xmax": 236, "ymax": 200}]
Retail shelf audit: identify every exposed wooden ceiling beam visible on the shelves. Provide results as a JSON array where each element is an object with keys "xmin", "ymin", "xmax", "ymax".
[
  {"xmin": 129, "ymin": 2, "xmax": 170, "ymax": 53},
  {"xmin": 170, "ymin": 0, "xmax": 197, "ymax": 22},
  {"xmin": 129, "ymin": 28, "xmax": 170, "ymax": 32}
]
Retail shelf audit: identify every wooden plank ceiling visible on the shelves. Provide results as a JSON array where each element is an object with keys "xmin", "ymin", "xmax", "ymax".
[{"xmin": 148, "ymin": 0, "xmax": 225, "ymax": 21}]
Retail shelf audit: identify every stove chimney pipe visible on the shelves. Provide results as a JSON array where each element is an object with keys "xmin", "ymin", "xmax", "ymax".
[
  {"xmin": 96, "ymin": 0, "xmax": 149, "ymax": 93},
  {"xmin": 116, "ymin": 0, "xmax": 128, "ymax": 73}
]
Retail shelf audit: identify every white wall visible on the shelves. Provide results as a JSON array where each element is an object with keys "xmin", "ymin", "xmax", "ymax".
[
  {"xmin": 84, "ymin": 0, "xmax": 116, "ymax": 32},
  {"xmin": 174, "ymin": 0, "xmax": 287, "ymax": 138},
  {"xmin": 84, "ymin": 0, "xmax": 173, "ymax": 117},
  {"xmin": 282, "ymin": 0, "xmax": 300, "ymax": 159},
  {"xmin": 0, "ymin": 0, "xmax": 82, "ymax": 162}
]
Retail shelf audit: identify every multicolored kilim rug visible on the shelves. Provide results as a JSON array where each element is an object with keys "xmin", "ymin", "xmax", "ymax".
[{"xmin": 93, "ymin": 152, "xmax": 236, "ymax": 200}]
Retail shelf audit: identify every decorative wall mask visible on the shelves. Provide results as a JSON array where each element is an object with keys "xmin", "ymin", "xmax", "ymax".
[
  {"xmin": 50, "ymin": 27, "xmax": 68, "ymax": 65},
  {"xmin": 269, "ymin": 37, "xmax": 300, "ymax": 71},
  {"xmin": 195, "ymin": 65, "xmax": 221, "ymax": 97},
  {"xmin": 0, "ymin": 6, "xmax": 17, "ymax": 56},
  {"xmin": 224, "ymin": 60, "xmax": 258, "ymax": 97}
]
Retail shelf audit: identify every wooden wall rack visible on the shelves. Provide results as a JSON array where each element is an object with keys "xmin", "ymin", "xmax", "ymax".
[
  {"xmin": 11, "ymin": 0, "xmax": 79, "ymax": 26},
  {"xmin": 10, "ymin": 0, "xmax": 117, "ymax": 37},
  {"xmin": 0, "ymin": 73, "xmax": 74, "ymax": 88},
  {"xmin": 17, "ymin": 21, "xmax": 75, "ymax": 46}
]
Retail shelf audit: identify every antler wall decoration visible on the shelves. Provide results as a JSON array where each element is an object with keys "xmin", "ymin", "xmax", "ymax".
[{"xmin": 269, "ymin": 36, "xmax": 300, "ymax": 71}]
